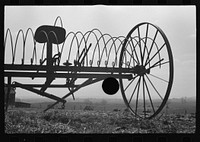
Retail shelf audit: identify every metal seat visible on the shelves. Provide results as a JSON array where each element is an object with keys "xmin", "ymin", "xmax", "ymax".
[{"xmin": 35, "ymin": 25, "xmax": 66, "ymax": 44}]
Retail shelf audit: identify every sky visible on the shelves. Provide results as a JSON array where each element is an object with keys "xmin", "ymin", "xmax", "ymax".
[{"xmin": 4, "ymin": 6, "xmax": 196, "ymax": 101}]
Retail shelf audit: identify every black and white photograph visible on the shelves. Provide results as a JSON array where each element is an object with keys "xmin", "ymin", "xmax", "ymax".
[{"xmin": 4, "ymin": 5, "xmax": 196, "ymax": 133}]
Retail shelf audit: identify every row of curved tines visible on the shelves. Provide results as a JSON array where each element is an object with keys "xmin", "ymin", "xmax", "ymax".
[{"xmin": 4, "ymin": 16, "xmax": 135, "ymax": 68}]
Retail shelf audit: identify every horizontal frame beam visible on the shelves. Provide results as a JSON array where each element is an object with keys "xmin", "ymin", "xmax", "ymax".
[
  {"xmin": 4, "ymin": 83, "xmax": 78, "ymax": 88},
  {"xmin": 4, "ymin": 64, "xmax": 133, "ymax": 73},
  {"xmin": 4, "ymin": 72, "xmax": 133, "ymax": 79}
]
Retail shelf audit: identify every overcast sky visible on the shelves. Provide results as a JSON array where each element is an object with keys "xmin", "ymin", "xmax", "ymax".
[{"xmin": 4, "ymin": 6, "xmax": 196, "ymax": 101}]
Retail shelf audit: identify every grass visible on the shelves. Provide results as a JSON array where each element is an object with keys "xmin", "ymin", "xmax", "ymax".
[{"xmin": 4, "ymin": 109, "xmax": 196, "ymax": 134}]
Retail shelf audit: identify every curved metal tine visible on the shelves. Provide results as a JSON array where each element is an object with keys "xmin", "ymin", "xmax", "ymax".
[
  {"xmin": 145, "ymin": 43, "xmax": 166, "ymax": 66},
  {"xmin": 135, "ymin": 76, "xmax": 141, "ymax": 116},
  {"xmin": 54, "ymin": 16, "xmax": 63, "ymax": 27},
  {"xmin": 122, "ymin": 62, "xmax": 134, "ymax": 68},
  {"xmin": 149, "ymin": 74, "xmax": 169, "ymax": 83},
  {"xmin": 142, "ymin": 24, "xmax": 149, "ymax": 66},
  {"xmin": 128, "ymin": 76, "xmax": 140, "ymax": 104},
  {"xmin": 144, "ymin": 29, "xmax": 159, "ymax": 66},
  {"xmin": 41, "ymin": 43, "xmax": 46, "ymax": 62},
  {"xmin": 33, "ymin": 43, "xmax": 37, "ymax": 64},
  {"xmin": 145, "ymin": 74, "xmax": 164, "ymax": 100},
  {"xmin": 143, "ymin": 75, "xmax": 155, "ymax": 113}
]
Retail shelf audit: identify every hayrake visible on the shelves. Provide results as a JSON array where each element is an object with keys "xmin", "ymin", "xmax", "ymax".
[{"xmin": 4, "ymin": 16, "xmax": 173, "ymax": 119}]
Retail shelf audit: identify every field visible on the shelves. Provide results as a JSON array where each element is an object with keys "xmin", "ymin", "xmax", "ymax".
[
  {"xmin": 5, "ymin": 107, "xmax": 195, "ymax": 133},
  {"xmin": 29, "ymin": 97, "xmax": 196, "ymax": 114}
]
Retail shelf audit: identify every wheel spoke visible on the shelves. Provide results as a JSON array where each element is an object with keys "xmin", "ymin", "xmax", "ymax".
[
  {"xmin": 151, "ymin": 60, "xmax": 169, "ymax": 68},
  {"xmin": 128, "ymin": 76, "xmax": 140, "ymax": 104},
  {"xmin": 143, "ymin": 76, "xmax": 155, "ymax": 113},
  {"xmin": 149, "ymin": 74, "xmax": 169, "ymax": 83},
  {"xmin": 142, "ymin": 76, "xmax": 146, "ymax": 118},
  {"xmin": 129, "ymin": 46, "xmax": 135, "ymax": 67},
  {"xmin": 130, "ymin": 38, "xmax": 140, "ymax": 64},
  {"xmin": 119, "ymin": 22, "xmax": 173, "ymax": 119},
  {"xmin": 135, "ymin": 76, "xmax": 141, "ymax": 115},
  {"xmin": 124, "ymin": 79, "xmax": 134, "ymax": 92},
  {"xmin": 145, "ymin": 74, "xmax": 164, "ymax": 100},
  {"xmin": 125, "ymin": 75, "xmax": 139, "ymax": 92},
  {"xmin": 124, "ymin": 48, "xmax": 138, "ymax": 64},
  {"xmin": 142, "ymin": 24, "xmax": 149, "ymax": 65},
  {"xmin": 146, "ymin": 58, "xmax": 164, "ymax": 70},
  {"xmin": 144, "ymin": 29, "xmax": 159, "ymax": 66},
  {"xmin": 145, "ymin": 43, "xmax": 166, "ymax": 66},
  {"xmin": 137, "ymin": 27, "xmax": 143, "ymax": 65}
]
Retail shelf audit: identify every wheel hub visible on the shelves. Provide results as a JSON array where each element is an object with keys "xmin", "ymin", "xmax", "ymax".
[{"xmin": 133, "ymin": 65, "xmax": 150, "ymax": 76}]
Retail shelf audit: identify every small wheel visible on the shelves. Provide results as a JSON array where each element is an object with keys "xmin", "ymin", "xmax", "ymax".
[{"xmin": 119, "ymin": 22, "xmax": 174, "ymax": 119}]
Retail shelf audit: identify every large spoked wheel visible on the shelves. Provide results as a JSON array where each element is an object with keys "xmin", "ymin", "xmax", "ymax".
[{"xmin": 119, "ymin": 22, "xmax": 174, "ymax": 119}]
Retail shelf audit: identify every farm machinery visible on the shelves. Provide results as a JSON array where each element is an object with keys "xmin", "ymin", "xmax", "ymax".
[{"xmin": 4, "ymin": 16, "xmax": 173, "ymax": 119}]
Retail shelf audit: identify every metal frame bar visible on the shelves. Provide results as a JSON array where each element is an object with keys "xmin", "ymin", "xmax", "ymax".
[
  {"xmin": 43, "ymin": 77, "xmax": 103, "ymax": 112},
  {"xmin": 4, "ymin": 64, "xmax": 133, "ymax": 111},
  {"xmin": 14, "ymin": 82, "xmax": 66, "ymax": 103},
  {"xmin": 4, "ymin": 83, "xmax": 79, "ymax": 88},
  {"xmin": 4, "ymin": 72, "xmax": 132, "ymax": 79},
  {"xmin": 4, "ymin": 64, "xmax": 134, "ymax": 73}
]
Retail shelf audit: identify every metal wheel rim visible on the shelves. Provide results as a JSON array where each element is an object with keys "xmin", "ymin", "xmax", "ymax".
[{"xmin": 119, "ymin": 22, "xmax": 174, "ymax": 119}]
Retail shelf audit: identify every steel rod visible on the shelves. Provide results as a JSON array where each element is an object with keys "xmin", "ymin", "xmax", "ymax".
[
  {"xmin": 142, "ymin": 76, "xmax": 146, "ymax": 118},
  {"xmin": 44, "ymin": 78, "xmax": 102, "ymax": 112},
  {"xmin": 130, "ymin": 38, "xmax": 140, "ymax": 64},
  {"xmin": 4, "ymin": 83, "xmax": 78, "ymax": 88},
  {"xmin": 142, "ymin": 24, "xmax": 149, "ymax": 65},
  {"xmin": 143, "ymin": 75, "xmax": 155, "ymax": 113},
  {"xmin": 145, "ymin": 74, "xmax": 164, "ymax": 100},
  {"xmin": 135, "ymin": 76, "xmax": 141, "ymax": 115},
  {"xmin": 128, "ymin": 76, "xmax": 140, "ymax": 104},
  {"xmin": 149, "ymin": 73, "xmax": 169, "ymax": 83},
  {"xmin": 137, "ymin": 27, "xmax": 143, "ymax": 65},
  {"xmin": 4, "ymin": 71, "xmax": 132, "ymax": 79},
  {"xmin": 144, "ymin": 29, "xmax": 158, "ymax": 66},
  {"xmin": 14, "ymin": 82, "xmax": 66, "ymax": 103},
  {"xmin": 4, "ymin": 64, "xmax": 134, "ymax": 73},
  {"xmin": 145, "ymin": 43, "xmax": 165, "ymax": 66}
]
